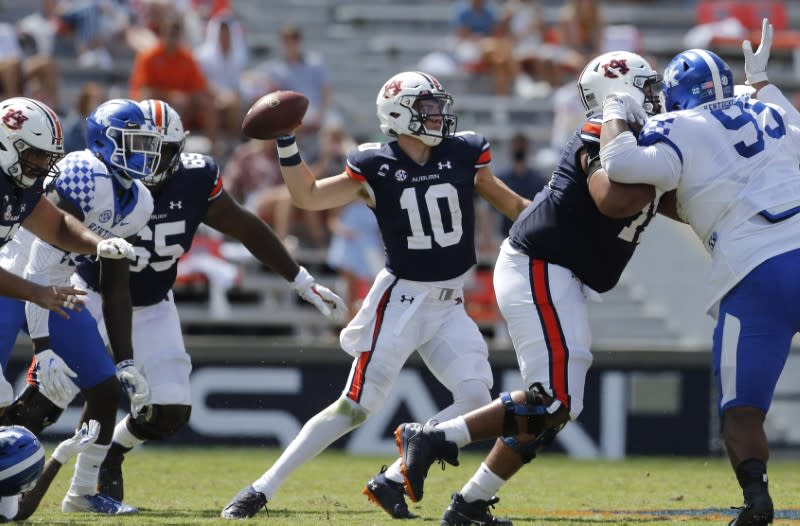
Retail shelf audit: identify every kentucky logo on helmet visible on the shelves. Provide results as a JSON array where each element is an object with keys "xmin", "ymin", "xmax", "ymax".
[{"xmin": 2, "ymin": 109, "xmax": 28, "ymax": 131}]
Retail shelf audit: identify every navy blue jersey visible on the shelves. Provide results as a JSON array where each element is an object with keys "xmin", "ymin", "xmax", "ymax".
[
  {"xmin": 0, "ymin": 174, "xmax": 42, "ymax": 247},
  {"xmin": 78, "ymin": 153, "xmax": 223, "ymax": 306},
  {"xmin": 345, "ymin": 132, "xmax": 490, "ymax": 281},
  {"xmin": 508, "ymin": 118, "xmax": 657, "ymax": 293}
]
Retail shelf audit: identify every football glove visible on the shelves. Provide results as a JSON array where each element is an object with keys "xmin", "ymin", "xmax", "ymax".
[
  {"xmin": 97, "ymin": 238, "xmax": 135, "ymax": 260},
  {"xmin": 603, "ymin": 92, "xmax": 647, "ymax": 126},
  {"xmin": 51, "ymin": 419, "xmax": 100, "ymax": 464},
  {"xmin": 116, "ymin": 360, "xmax": 149, "ymax": 417},
  {"xmin": 742, "ymin": 18, "xmax": 773, "ymax": 85},
  {"xmin": 31, "ymin": 349, "xmax": 79, "ymax": 409},
  {"xmin": 292, "ymin": 266, "xmax": 347, "ymax": 322}
]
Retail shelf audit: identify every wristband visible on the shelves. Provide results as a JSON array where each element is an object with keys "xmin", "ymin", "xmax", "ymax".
[
  {"xmin": 276, "ymin": 135, "xmax": 302, "ymax": 166},
  {"xmin": 602, "ymin": 97, "xmax": 627, "ymax": 123}
]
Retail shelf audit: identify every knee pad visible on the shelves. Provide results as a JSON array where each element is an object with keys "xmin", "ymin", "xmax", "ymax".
[
  {"xmin": 501, "ymin": 420, "xmax": 565, "ymax": 464},
  {"xmin": 129, "ymin": 404, "xmax": 191, "ymax": 441},
  {"xmin": 500, "ymin": 383, "xmax": 569, "ymax": 437},
  {"xmin": 2, "ymin": 385, "xmax": 63, "ymax": 435}
]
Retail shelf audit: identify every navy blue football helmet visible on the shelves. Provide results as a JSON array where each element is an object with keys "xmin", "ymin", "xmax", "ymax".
[
  {"xmin": 0, "ymin": 426, "xmax": 44, "ymax": 496},
  {"xmin": 86, "ymin": 98, "xmax": 162, "ymax": 182},
  {"xmin": 662, "ymin": 49, "xmax": 734, "ymax": 111}
]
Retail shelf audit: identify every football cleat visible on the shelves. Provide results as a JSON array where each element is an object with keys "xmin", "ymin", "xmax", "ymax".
[
  {"xmin": 97, "ymin": 448, "xmax": 125, "ymax": 501},
  {"xmin": 362, "ymin": 465, "xmax": 415, "ymax": 519},
  {"xmin": 441, "ymin": 493, "xmax": 513, "ymax": 526},
  {"xmin": 728, "ymin": 493, "xmax": 774, "ymax": 526},
  {"xmin": 61, "ymin": 492, "xmax": 138, "ymax": 514},
  {"xmin": 395, "ymin": 422, "xmax": 459, "ymax": 503},
  {"xmin": 221, "ymin": 485, "xmax": 267, "ymax": 519}
]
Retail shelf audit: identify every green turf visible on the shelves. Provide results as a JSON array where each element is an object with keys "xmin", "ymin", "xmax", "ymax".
[{"xmin": 26, "ymin": 445, "xmax": 800, "ymax": 525}]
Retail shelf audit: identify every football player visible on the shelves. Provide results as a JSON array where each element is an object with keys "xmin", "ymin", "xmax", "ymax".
[
  {"xmin": 221, "ymin": 70, "xmax": 530, "ymax": 520},
  {"xmin": 392, "ymin": 52, "xmax": 664, "ymax": 525},
  {"xmin": 599, "ymin": 20, "xmax": 789, "ymax": 526},
  {"xmin": 0, "ymin": 97, "xmax": 136, "ymax": 404},
  {"xmin": 36, "ymin": 99, "xmax": 343, "ymax": 503},
  {"xmin": 0, "ymin": 98, "xmax": 158, "ymax": 515}
]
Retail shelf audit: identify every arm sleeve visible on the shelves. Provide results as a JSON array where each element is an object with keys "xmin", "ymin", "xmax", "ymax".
[
  {"xmin": 23, "ymin": 240, "xmax": 68, "ymax": 339},
  {"xmin": 600, "ymin": 131, "xmax": 682, "ymax": 190}
]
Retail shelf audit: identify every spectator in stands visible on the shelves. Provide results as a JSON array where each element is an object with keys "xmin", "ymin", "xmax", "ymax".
[
  {"xmin": 504, "ymin": 0, "xmax": 559, "ymax": 95},
  {"xmin": 495, "ymin": 132, "xmax": 548, "ymax": 236},
  {"xmin": 129, "ymin": 15, "xmax": 219, "ymax": 154},
  {"xmin": 245, "ymin": 24, "xmax": 332, "ymax": 161},
  {"xmin": 194, "ymin": 11, "xmax": 248, "ymax": 155},
  {"xmin": 61, "ymin": 81, "xmax": 106, "ymax": 153},
  {"xmin": 557, "ymin": 0, "xmax": 605, "ymax": 65},
  {"xmin": 451, "ymin": 0, "xmax": 516, "ymax": 95},
  {"xmin": 56, "ymin": 0, "xmax": 128, "ymax": 70}
]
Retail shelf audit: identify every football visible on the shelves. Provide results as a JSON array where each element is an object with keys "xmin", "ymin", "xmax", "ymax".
[{"xmin": 241, "ymin": 90, "xmax": 309, "ymax": 140}]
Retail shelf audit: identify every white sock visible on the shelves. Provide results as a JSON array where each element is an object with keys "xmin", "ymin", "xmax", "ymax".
[
  {"xmin": 68, "ymin": 443, "xmax": 110, "ymax": 497},
  {"xmin": 0, "ymin": 495, "xmax": 19, "ymax": 520},
  {"xmin": 384, "ymin": 458, "xmax": 404, "ymax": 484},
  {"xmin": 461, "ymin": 463, "xmax": 506, "ymax": 503},
  {"xmin": 252, "ymin": 399, "xmax": 363, "ymax": 500},
  {"xmin": 113, "ymin": 417, "xmax": 144, "ymax": 449},
  {"xmin": 435, "ymin": 416, "xmax": 471, "ymax": 448}
]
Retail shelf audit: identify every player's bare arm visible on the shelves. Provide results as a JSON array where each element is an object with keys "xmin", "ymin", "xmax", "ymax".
[
  {"xmin": 22, "ymin": 195, "xmax": 102, "ymax": 255},
  {"xmin": 474, "ymin": 167, "xmax": 530, "ymax": 220},
  {"xmin": 278, "ymin": 163, "xmax": 362, "ymax": 211},
  {"xmin": 99, "ymin": 255, "xmax": 134, "ymax": 364},
  {"xmin": 202, "ymin": 189, "xmax": 300, "ymax": 281}
]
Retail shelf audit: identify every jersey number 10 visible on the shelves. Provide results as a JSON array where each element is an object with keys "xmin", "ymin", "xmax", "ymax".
[{"xmin": 400, "ymin": 183, "xmax": 463, "ymax": 250}]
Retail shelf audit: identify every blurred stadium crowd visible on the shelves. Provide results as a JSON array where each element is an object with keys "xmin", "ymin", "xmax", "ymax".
[{"xmin": 3, "ymin": 0, "xmax": 799, "ymax": 345}]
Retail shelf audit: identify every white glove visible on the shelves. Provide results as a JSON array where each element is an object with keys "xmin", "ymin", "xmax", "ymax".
[
  {"xmin": 742, "ymin": 18, "xmax": 773, "ymax": 85},
  {"xmin": 116, "ymin": 360, "xmax": 149, "ymax": 417},
  {"xmin": 292, "ymin": 266, "xmax": 348, "ymax": 322},
  {"xmin": 0, "ymin": 373, "xmax": 12, "ymax": 408},
  {"xmin": 97, "ymin": 238, "xmax": 135, "ymax": 260},
  {"xmin": 31, "ymin": 350, "xmax": 79, "ymax": 409},
  {"xmin": 603, "ymin": 93, "xmax": 647, "ymax": 126},
  {"xmin": 51, "ymin": 419, "xmax": 100, "ymax": 464}
]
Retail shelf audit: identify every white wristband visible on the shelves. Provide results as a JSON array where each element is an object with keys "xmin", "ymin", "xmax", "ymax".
[
  {"xmin": 602, "ymin": 97, "xmax": 627, "ymax": 123},
  {"xmin": 277, "ymin": 141, "xmax": 299, "ymax": 159}
]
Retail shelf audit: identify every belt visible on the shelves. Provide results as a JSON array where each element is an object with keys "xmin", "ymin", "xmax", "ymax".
[{"xmin": 436, "ymin": 287, "xmax": 457, "ymax": 301}]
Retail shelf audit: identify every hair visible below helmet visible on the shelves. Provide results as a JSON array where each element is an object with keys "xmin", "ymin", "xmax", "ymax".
[
  {"xmin": 0, "ymin": 97, "xmax": 64, "ymax": 188},
  {"xmin": 86, "ymin": 98, "xmax": 162, "ymax": 183},
  {"xmin": 661, "ymin": 49, "xmax": 734, "ymax": 111},
  {"xmin": 578, "ymin": 51, "xmax": 663, "ymax": 117},
  {"xmin": 376, "ymin": 71, "xmax": 457, "ymax": 147},
  {"xmin": 0, "ymin": 426, "xmax": 45, "ymax": 496},
  {"xmin": 138, "ymin": 99, "xmax": 186, "ymax": 187}
]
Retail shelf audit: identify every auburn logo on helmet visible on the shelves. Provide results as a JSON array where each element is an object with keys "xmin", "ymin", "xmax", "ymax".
[
  {"xmin": 383, "ymin": 80, "xmax": 403, "ymax": 98},
  {"xmin": 2, "ymin": 109, "xmax": 28, "ymax": 130},
  {"xmin": 602, "ymin": 59, "xmax": 629, "ymax": 79}
]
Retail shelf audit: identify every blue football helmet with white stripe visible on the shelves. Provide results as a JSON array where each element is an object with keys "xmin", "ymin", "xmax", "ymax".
[
  {"xmin": 86, "ymin": 98, "xmax": 162, "ymax": 184},
  {"xmin": 662, "ymin": 49, "xmax": 734, "ymax": 111},
  {"xmin": 0, "ymin": 426, "xmax": 44, "ymax": 496}
]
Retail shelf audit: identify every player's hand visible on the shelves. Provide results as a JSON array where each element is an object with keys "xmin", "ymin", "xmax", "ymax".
[
  {"xmin": 742, "ymin": 18, "xmax": 773, "ymax": 85},
  {"xmin": 97, "ymin": 238, "xmax": 135, "ymax": 260},
  {"xmin": 116, "ymin": 360, "xmax": 150, "ymax": 417},
  {"xmin": 292, "ymin": 266, "xmax": 348, "ymax": 322},
  {"xmin": 31, "ymin": 349, "xmax": 79, "ymax": 409},
  {"xmin": 31, "ymin": 285, "xmax": 85, "ymax": 319},
  {"xmin": 603, "ymin": 93, "xmax": 647, "ymax": 126},
  {"xmin": 51, "ymin": 419, "xmax": 100, "ymax": 464},
  {"xmin": 0, "ymin": 373, "xmax": 13, "ymax": 408}
]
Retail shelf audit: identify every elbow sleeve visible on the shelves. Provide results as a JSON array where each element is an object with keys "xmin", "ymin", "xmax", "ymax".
[{"xmin": 601, "ymin": 133, "xmax": 678, "ymax": 190}]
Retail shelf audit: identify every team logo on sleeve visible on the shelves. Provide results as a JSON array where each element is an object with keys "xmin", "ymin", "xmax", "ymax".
[{"xmin": 394, "ymin": 169, "xmax": 408, "ymax": 182}]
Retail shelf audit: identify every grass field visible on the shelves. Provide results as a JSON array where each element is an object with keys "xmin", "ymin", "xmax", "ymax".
[{"xmin": 26, "ymin": 445, "xmax": 800, "ymax": 525}]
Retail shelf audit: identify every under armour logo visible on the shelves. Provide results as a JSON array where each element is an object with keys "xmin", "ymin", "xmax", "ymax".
[
  {"xmin": 454, "ymin": 297, "xmax": 463, "ymax": 305},
  {"xmin": 400, "ymin": 295, "xmax": 414, "ymax": 304},
  {"xmin": 169, "ymin": 201, "xmax": 182, "ymax": 210},
  {"xmin": 2, "ymin": 109, "xmax": 27, "ymax": 130},
  {"xmin": 437, "ymin": 161, "xmax": 452, "ymax": 170}
]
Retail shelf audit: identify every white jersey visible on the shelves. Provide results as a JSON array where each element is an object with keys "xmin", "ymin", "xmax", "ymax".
[
  {"xmin": 17, "ymin": 150, "xmax": 153, "ymax": 337},
  {"xmin": 603, "ymin": 86, "xmax": 800, "ymax": 315}
]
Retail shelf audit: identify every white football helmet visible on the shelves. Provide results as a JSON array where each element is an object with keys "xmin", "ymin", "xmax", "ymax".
[
  {"xmin": 138, "ymin": 99, "xmax": 186, "ymax": 187},
  {"xmin": 578, "ymin": 51, "xmax": 663, "ymax": 117},
  {"xmin": 376, "ymin": 71, "xmax": 457, "ymax": 147},
  {"xmin": 0, "ymin": 97, "xmax": 64, "ymax": 188}
]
